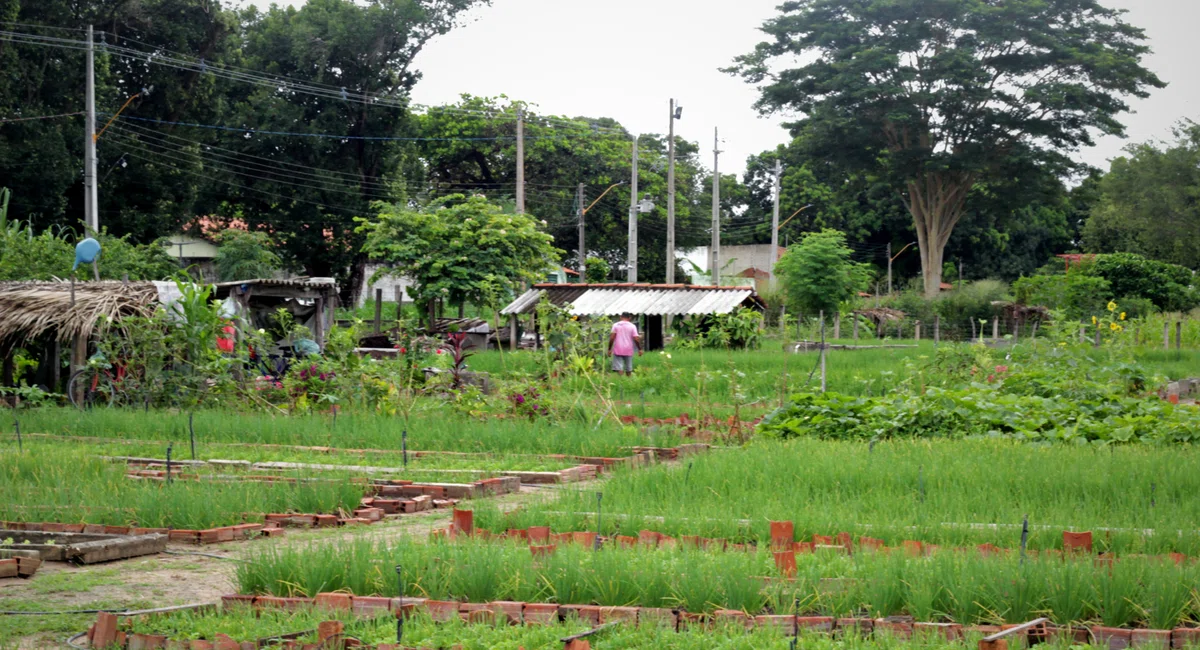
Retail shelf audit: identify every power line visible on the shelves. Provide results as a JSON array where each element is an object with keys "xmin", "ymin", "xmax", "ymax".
[{"xmin": 0, "ymin": 111, "xmax": 83, "ymax": 124}]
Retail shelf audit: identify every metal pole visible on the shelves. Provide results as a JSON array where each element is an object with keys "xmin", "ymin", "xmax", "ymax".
[
  {"xmin": 628, "ymin": 137, "xmax": 638, "ymax": 282},
  {"xmin": 577, "ymin": 183, "xmax": 586, "ymax": 278},
  {"xmin": 515, "ymin": 106, "xmax": 525, "ymax": 214},
  {"xmin": 711, "ymin": 127, "xmax": 720, "ymax": 286},
  {"xmin": 887, "ymin": 242, "xmax": 892, "ymax": 295},
  {"xmin": 666, "ymin": 99, "xmax": 676, "ymax": 284},
  {"xmin": 769, "ymin": 159, "xmax": 782, "ymax": 286},
  {"xmin": 85, "ymin": 25, "xmax": 98, "ymax": 232}
]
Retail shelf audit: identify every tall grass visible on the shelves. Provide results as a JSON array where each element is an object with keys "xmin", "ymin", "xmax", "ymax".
[
  {"xmin": 6, "ymin": 408, "xmax": 682, "ymax": 457},
  {"xmin": 236, "ymin": 537, "xmax": 1200, "ymax": 626},
  {"xmin": 0, "ymin": 448, "xmax": 365, "ymax": 529},
  {"xmin": 480, "ymin": 438, "xmax": 1200, "ymax": 555}
]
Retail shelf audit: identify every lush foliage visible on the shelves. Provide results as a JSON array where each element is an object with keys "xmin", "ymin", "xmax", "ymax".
[
  {"xmin": 1083, "ymin": 122, "xmax": 1200, "ymax": 270},
  {"xmin": 584, "ymin": 256, "xmax": 610, "ymax": 283},
  {"xmin": 358, "ymin": 195, "xmax": 560, "ymax": 316},
  {"xmin": 776, "ymin": 229, "xmax": 870, "ymax": 316},
  {"xmin": 1014, "ymin": 254, "xmax": 1197, "ymax": 318},
  {"xmin": 0, "ymin": 216, "xmax": 177, "ymax": 281},
  {"xmin": 728, "ymin": 0, "xmax": 1162, "ymax": 296},
  {"xmin": 672, "ymin": 307, "xmax": 765, "ymax": 350},
  {"xmin": 212, "ymin": 230, "xmax": 282, "ymax": 282}
]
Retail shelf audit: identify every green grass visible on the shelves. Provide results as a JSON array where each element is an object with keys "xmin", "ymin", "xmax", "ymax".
[
  {"xmin": 235, "ymin": 536, "xmax": 1199, "ymax": 627},
  {"xmin": 6, "ymin": 408, "xmax": 683, "ymax": 457},
  {"xmin": 120, "ymin": 603, "xmax": 1055, "ymax": 649},
  {"xmin": 479, "ymin": 438, "xmax": 1200, "ymax": 555},
  {"xmin": 0, "ymin": 447, "xmax": 367, "ymax": 529},
  {"xmin": 1, "ymin": 437, "xmax": 576, "ymax": 473}
]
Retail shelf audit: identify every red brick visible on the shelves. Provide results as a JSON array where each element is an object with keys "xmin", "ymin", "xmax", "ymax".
[
  {"xmin": 489, "ymin": 601, "xmax": 525, "ymax": 625},
  {"xmin": 351, "ymin": 596, "xmax": 392, "ymax": 616},
  {"xmin": 796, "ymin": 616, "xmax": 835, "ymax": 633},
  {"xmin": 314, "ymin": 514, "xmax": 339, "ymax": 528},
  {"xmin": 314, "ymin": 592, "xmax": 352, "ymax": 611},
  {"xmin": 712, "ymin": 609, "xmax": 752, "ymax": 629},
  {"xmin": 92, "ymin": 613, "xmax": 119, "ymax": 649},
  {"xmin": 875, "ymin": 619, "xmax": 913, "ymax": 639},
  {"xmin": 168, "ymin": 530, "xmax": 201, "ymax": 544},
  {"xmin": 1133, "ymin": 630, "xmax": 1171, "ymax": 650},
  {"xmin": 198, "ymin": 529, "xmax": 221, "ymax": 544},
  {"xmin": 0, "ymin": 559, "xmax": 17, "ymax": 579},
  {"xmin": 1172, "ymin": 628, "xmax": 1200, "ymax": 649},
  {"xmin": 16, "ymin": 557, "xmax": 41, "ymax": 577},
  {"xmin": 426, "ymin": 600, "xmax": 460, "ymax": 622},
  {"xmin": 128, "ymin": 633, "xmax": 168, "ymax": 650},
  {"xmin": 914, "ymin": 622, "xmax": 963, "ymax": 641},
  {"xmin": 599, "ymin": 606, "xmax": 638, "ymax": 625},
  {"xmin": 560, "ymin": 605, "xmax": 602, "ymax": 626},
  {"xmin": 638, "ymin": 607, "xmax": 677, "ymax": 630},
  {"xmin": 756, "ymin": 615, "xmax": 797, "ymax": 635},
  {"xmin": 522, "ymin": 603, "xmax": 560, "ymax": 625},
  {"xmin": 1093, "ymin": 627, "xmax": 1133, "ymax": 650}
]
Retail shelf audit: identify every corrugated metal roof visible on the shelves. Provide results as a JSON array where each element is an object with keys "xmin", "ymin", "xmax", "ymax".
[
  {"xmin": 500, "ymin": 284, "xmax": 763, "ymax": 316},
  {"xmin": 212, "ymin": 277, "xmax": 337, "ymax": 289}
]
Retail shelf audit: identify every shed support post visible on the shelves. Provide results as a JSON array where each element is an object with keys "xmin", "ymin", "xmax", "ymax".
[
  {"xmin": 71, "ymin": 335, "xmax": 87, "ymax": 404},
  {"xmin": 509, "ymin": 314, "xmax": 518, "ymax": 351},
  {"xmin": 833, "ymin": 313, "xmax": 840, "ymax": 340},
  {"xmin": 314, "ymin": 296, "xmax": 326, "ymax": 350}
]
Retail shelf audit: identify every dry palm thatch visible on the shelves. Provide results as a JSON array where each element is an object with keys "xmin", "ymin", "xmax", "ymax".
[{"xmin": 0, "ymin": 281, "xmax": 160, "ymax": 344}]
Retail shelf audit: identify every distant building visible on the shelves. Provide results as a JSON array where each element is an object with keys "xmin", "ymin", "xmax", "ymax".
[
  {"xmin": 678, "ymin": 244, "xmax": 786, "ymax": 291},
  {"xmin": 162, "ymin": 234, "xmax": 218, "ymax": 281},
  {"xmin": 357, "ymin": 263, "xmax": 416, "ymax": 308}
]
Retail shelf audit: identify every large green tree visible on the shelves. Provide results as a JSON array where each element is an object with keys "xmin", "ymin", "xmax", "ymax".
[
  {"xmin": 729, "ymin": 0, "xmax": 1163, "ymax": 296},
  {"xmin": 358, "ymin": 195, "xmax": 560, "ymax": 324},
  {"xmin": 1082, "ymin": 122, "xmax": 1200, "ymax": 269}
]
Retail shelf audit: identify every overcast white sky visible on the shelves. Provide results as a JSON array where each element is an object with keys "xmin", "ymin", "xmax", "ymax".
[{"xmin": 244, "ymin": 0, "xmax": 1199, "ymax": 175}]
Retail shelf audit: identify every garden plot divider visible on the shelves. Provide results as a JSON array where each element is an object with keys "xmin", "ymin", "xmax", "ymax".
[{"xmin": 140, "ymin": 595, "xmax": 1200, "ymax": 650}]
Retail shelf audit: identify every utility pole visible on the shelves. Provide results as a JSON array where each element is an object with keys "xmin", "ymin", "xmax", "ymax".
[
  {"xmin": 628, "ymin": 137, "xmax": 639, "ymax": 282},
  {"xmin": 768, "ymin": 159, "xmax": 782, "ymax": 285},
  {"xmin": 84, "ymin": 25, "xmax": 99, "ymax": 233},
  {"xmin": 887, "ymin": 242, "xmax": 893, "ymax": 295},
  {"xmin": 711, "ymin": 127, "xmax": 721, "ymax": 286},
  {"xmin": 515, "ymin": 106, "xmax": 525, "ymax": 214},
  {"xmin": 666, "ymin": 99, "xmax": 678, "ymax": 284},
  {"xmin": 577, "ymin": 183, "xmax": 586, "ymax": 278}
]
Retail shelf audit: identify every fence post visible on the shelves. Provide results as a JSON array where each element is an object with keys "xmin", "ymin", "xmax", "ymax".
[
  {"xmin": 819, "ymin": 310, "xmax": 827, "ymax": 393},
  {"xmin": 853, "ymin": 317, "xmax": 859, "ymax": 342},
  {"xmin": 934, "ymin": 315, "xmax": 940, "ymax": 346},
  {"xmin": 1165, "ymin": 322, "xmax": 1171, "ymax": 350},
  {"xmin": 1094, "ymin": 327, "xmax": 1101, "ymax": 349},
  {"xmin": 374, "ymin": 288, "xmax": 383, "ymax": 334},
  {"xmin": 833, "ymin": 313, "xmax": 841, "ymax": 340},
  {"xmin": 992, "ymin": 317, "xmax": 999, "ymax": 342},
  {"xmin": 915, "ymin": 321, "xmax": 921, "ymax": 342},
  {"xmin": 1176, "ymin": 321, "xmax": 1183, "ymax": 350}
]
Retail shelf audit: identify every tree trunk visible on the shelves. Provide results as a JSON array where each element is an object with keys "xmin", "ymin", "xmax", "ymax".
[{"xmin": 905, "ymin": 171, "xmax": 973, "ymax": 298}]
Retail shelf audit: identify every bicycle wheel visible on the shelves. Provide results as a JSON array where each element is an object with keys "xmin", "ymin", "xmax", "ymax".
[{"xmin": 67, "ymin": 368, "xmax": 116, "ymax": 409}]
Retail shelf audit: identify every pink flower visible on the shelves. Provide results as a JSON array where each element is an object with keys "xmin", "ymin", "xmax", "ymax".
[
  {"xmin": 435, "ymin": 349, "xmax": 443, "ymax": 355},
  {"xmin": 399, "ymin": 347, "xmax": 407, "ymax": 354},
  {"xmin": 995, "ymin": 365, "xmax": 1009, "ymax": 374},
  {"xmin": 987, "ymin": 374, "xmax": 996, "ymax": 383}
]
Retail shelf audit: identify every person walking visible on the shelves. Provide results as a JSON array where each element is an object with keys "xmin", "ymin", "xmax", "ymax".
[{"xmin": 609, "ymin": 313, "xmax": 642, "ymax": 376}]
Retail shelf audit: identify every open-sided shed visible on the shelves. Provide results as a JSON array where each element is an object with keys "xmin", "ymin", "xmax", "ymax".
[{"xmin": 500, "ymin": 283, "xmax": 766, "ymax": 349}]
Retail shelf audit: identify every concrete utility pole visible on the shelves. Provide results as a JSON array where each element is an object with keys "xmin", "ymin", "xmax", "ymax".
[
  {"xmin": 84, "ymin": 25, "xmax": 99, "ymax": 233},
  {"xmin": 577, "ymin": 183, "xmax": 586, "ymax": 278},
  {"xmin": 887, "ymin": 242, "xmax": 893, "ymax": 295},
  {"xmin": 666, "ymin": 99, "xmax": 678, "ymax": 284},
  {"xmin": 711, "ymin": 127, "xmax": 721, "ymax": 286},
  {"xmin": 768, "ymin": 159, "xmax": 782, "ymax": 285},
  {"xmin": 628, "ymin": 137, "xmax": 639, "ymax": 282},
  {"xmin": 515, "ymin": 106, "xmax": 525, "ymax": 214}
]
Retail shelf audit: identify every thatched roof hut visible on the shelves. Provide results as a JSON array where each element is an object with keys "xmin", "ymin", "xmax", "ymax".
[{"xmin": 0, "ymin": 281, "xmax": 160, "ymax": 345}]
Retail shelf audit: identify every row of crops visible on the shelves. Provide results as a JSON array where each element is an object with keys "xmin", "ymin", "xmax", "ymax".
[{"xmin": 236, "ymin": 538, "xmax": 1200, "ymax": 629}]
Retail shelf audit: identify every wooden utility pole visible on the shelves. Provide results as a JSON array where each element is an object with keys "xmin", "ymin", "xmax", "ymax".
[
  {"xmin": 515, "ymin": 106, "xmax": 525, "ymax": 214},
  {"xmin": 711, "ymin": 127, "xmax": 721, "ymax": 286},
  {"xmin": 577, "ymin": 183, "xmax": 586, "ymax": 277}
]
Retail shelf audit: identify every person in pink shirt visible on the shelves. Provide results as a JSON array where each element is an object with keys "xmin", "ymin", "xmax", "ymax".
[{"xmin": 608, "ymin": 313, "xmax": 643, "ymax": 376}]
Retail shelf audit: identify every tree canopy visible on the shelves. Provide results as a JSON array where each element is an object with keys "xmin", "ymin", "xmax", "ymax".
[
  {"xmin": 357, "ymin": 195, "xmax": 560, "ymax": 321},
  {"xmin": 775, "ymin": 229, "xmax": 870, "ymax": 317},
  {"xmin": 729, "ymin": 0, "xmax": 1164, "ymax": 296},
  {"xmin": 1082, "ymin": 122, "xmax": 1200, "ymax": 270}
]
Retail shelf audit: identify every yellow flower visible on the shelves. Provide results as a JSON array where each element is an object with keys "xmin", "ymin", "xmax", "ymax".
[
  {"xmin": 1119, "ymin": 312, "xmax": 1126, "ymax": 321},
  {"xmin": 1107, "ymin": 301, "xmax": 1117, "ymax": 312},
  {"xmin": 1110, "ymin": 322, "xmax": 1119, "ymax": 331},
  {"xmin": 1092, "ymin": 316, "xmax": 1098, "ymax": 325}
]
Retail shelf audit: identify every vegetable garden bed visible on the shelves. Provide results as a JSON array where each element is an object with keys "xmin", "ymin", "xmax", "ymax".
[{"xmin": 234, "ymin": 537, "xmax": 1200, "ymax": 632}]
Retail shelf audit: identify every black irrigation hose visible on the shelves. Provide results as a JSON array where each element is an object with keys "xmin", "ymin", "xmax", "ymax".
[
  {"xmin": 163, "ymin": 549, "xmax": 245, "ymax": 562},
  {"xmin": 66, "ymin": 631, "xmax": 89, "ymax": 650}
]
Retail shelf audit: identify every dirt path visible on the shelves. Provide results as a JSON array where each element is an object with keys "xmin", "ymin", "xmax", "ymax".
[{"xmin": 0, "ymin": 484, "xmax": 563, "ymax": 649}]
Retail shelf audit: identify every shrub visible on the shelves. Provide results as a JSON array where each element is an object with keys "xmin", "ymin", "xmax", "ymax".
[
  {"xmin": 1089, "ymin": 253, "xmax": 1197, "ymax": 312},
  {"xmin": 776, "ymin": 229, "xmax": 870, "ymax": 317}
]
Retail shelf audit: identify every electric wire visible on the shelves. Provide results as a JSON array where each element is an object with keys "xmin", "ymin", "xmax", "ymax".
[{"xmin": 0, "ymin": 111, "xmax": 83, "ymax": 123}]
